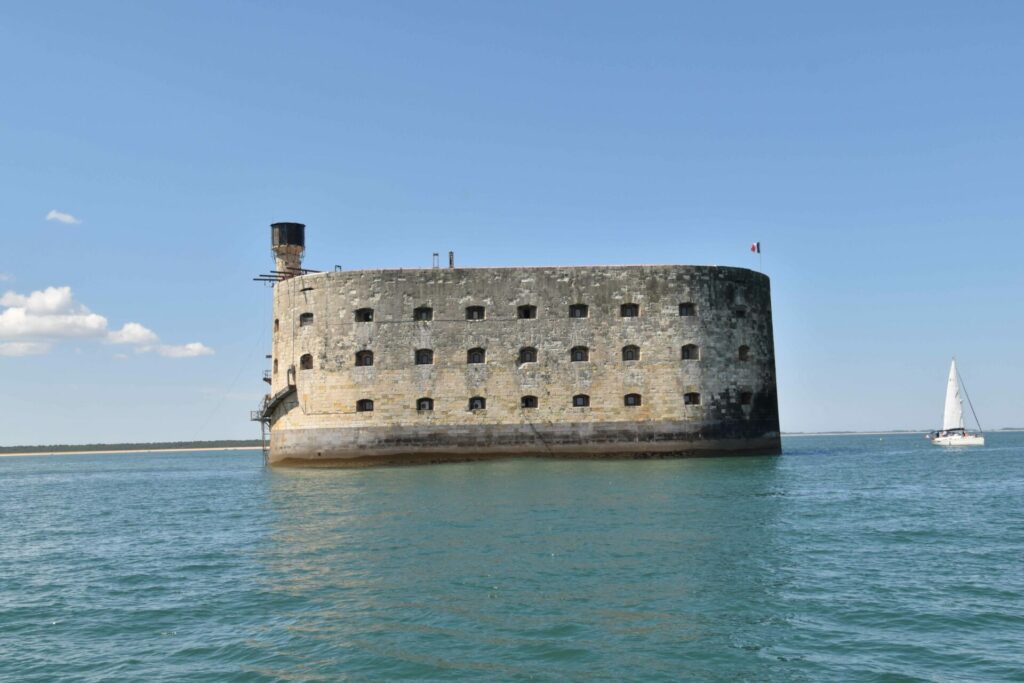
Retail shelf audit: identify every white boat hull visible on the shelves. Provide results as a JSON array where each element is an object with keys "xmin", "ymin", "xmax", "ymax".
[{"xmin": 930, "ymin": 433, "xmax": 985, "ymax": 446}]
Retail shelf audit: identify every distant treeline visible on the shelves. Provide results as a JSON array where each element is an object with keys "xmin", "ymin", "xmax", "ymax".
[{"xmin": 0, "ymin": 440, "xmax": 263, "ymax": 454}]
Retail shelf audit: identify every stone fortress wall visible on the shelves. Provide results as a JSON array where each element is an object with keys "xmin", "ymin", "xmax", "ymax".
[{"xmin": 265, "ymin": 263, "xmax": 781, "ymax": 465}]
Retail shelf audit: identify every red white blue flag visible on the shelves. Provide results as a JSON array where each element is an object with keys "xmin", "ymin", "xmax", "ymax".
[{"xmin": 750, "ymin": 242, "xmax": 761, "ymax": 254}]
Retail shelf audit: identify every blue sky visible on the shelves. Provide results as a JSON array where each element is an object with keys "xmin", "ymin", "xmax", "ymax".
[{"xmin": 2, "ymin": 1, "xmax": 1022, "ymax": 443}]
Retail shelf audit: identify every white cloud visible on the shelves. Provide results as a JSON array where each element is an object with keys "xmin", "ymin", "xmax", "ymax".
[
  {"xmin": 0, "ymin": 286, "xmax": 212, "ymax": 359},
  {"xmin": 156, "ymin": 342, "xmax": 214, "ymax": 358},
  {"xmin": 107, "ymin": 322, "xmax": 159, "ymax": 345},
  {"xmin": 1, "ymin": 286, "xmax": 76, "ymax": 314},
  {"xmin": 46, "ymin": 209, "xmax": 81, "ymax": 225},
  {"xmin": 0, "ymin": 306, "xmax": 107, "ymax": 338},
  {"xmin": 0, "ymin": 341, "xmax": 52, "ymax": 357},
  {"xmin": 0, "ymin": 273, "xmax": 13, "ymax": 282}
]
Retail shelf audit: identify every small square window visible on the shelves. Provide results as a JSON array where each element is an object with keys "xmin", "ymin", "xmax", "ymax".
[
  {"xmin": 517, "ymin": 305, "xmax": 537, "ymax": 319},
  {"xmin": 569, "ymin": 304, "xmax": 589, "ymax": 318}
]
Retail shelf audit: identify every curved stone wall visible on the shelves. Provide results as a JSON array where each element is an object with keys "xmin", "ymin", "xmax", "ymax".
[{"xmin": 266, "ymin": 265, "xmax": 780, "ymax": 465}]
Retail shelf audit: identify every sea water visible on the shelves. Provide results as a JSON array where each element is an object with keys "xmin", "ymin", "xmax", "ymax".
[{"xmin": 1, "ymin": 434, "xmax": 1022, "ymax": 682}]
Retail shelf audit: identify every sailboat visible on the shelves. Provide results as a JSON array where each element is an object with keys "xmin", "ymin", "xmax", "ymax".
[{"xmin": 928, "ymin": 358, "xmax": 985, "ymax": 446}]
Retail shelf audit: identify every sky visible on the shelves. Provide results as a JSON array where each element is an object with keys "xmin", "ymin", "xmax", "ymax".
[{"xmin": 2, "ymin": 1, "xmax": 1022, "ymax": 444}]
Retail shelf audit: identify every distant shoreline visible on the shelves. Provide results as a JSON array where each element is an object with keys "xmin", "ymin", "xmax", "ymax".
[
  {"xmin": 784, "ymin": 429, "xmax": 1024, "ymax": 437},
  {"xmin": 3, "ymin": 430, "xmax": 1020, "ymax": 458},
  {"xmin": 783, "ymin": 431, "xmax": 925, "ymax": 437},
  {"xmin": 0, "ymin": 446, "xmax": 262, "ymax": 458}
]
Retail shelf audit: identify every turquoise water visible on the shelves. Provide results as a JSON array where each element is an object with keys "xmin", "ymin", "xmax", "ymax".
[{"xmin": 2, "ymin": 435, "xmax": 1023, "ymax": 682}]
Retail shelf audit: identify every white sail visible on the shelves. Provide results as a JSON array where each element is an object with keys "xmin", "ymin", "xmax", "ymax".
[{"xmin": 942, "ymin": 358, "xmax": 965, "ymax": 431}]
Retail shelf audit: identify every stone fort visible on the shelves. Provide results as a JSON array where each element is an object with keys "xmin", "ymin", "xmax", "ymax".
[{"xmin": 255, "ymin": 222, "xmax": 781, "ymax": 466}]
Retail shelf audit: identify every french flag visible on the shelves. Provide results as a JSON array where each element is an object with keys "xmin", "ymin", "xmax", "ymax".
[{"xmin": 750, "ymin": 242, "xmax": 761, "ymax": 254}]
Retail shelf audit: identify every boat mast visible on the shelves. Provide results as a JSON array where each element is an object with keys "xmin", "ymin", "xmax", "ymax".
[{"xmin": 956, "ymin": 362, "xmax": 984, "ymax": 434}]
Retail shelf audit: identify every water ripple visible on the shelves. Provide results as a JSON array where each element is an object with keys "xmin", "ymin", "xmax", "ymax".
[{"xmin": 1, "ymin": 436, "xmax": 1023, "ymax": 681}]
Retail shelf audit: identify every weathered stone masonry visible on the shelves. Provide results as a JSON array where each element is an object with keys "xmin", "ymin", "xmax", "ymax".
[{"xmin": 263, "ymin": 258, "xmax": 781, "ymax": 466}]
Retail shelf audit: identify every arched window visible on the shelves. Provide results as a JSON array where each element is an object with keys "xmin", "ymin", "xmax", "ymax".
[
  {"xmin": 622, "ymin": 345, "xmax": 640, "ymax": 361},
  {"xmin": 467, "ymin": 348, "xmax": 485, "ymax": 364},
  {"xmin": 469, "ymin": 396, "xmax": 486, "ymax": 410},
  {"xmin": 417, "ymin": 397, "xmax": 434, "ymax": 411},
  {"xmin": 354, "ymin": 308, "xmax": 374, "ymax": 322},
  {"xmin": 569, "ymin": 304, "xmax": 589, "ymax": 318},
  {"xmin": 571, "ymin": 346, "xmax": 589, "ymax": 362},
  {"xmin": 413, "ymin": 306, "xmax": 433, "ymax": 321},
  {"xmin": 355, "ymin": 350, "xmax": 374, "ymax": 367},
  {"xmin": 620, "ymin": 303, "xmax": 639, "ymax": 318},
  {"xmin": 624, "ymin": 393, "xmax": 642, "ymax": 407},
  {"xmin": 466, "ymin": 306, "xmax": 485, "ymax": 320},
  {"xmin": 684, "ymin": 392, "xmax": 701, "ymax": 406},
  {"xmin": 681, "ymin": 344, "xmax": 700, "ymax": 361},
  {"xmin": 738, "ymin": 345, "xmax": 750, "ymax": 361},
  {"xmin": 415, "ymin": 349, "xmax": 433, "ymax": 365},
  {"xmin": 356, "ymin": 399, "xmax": 374, "ymax": 412},
  {"xmin": 274, "ymin": 318, "xmax": 280, "ymax": 332},
  {"xmin": 572, "ymin": 394, "xmax": 590, "ymax": 407},
  {"xmin": 273, "ymin": 358, "xmax": 278, "ymax": 374},
  {"xmin": 521, "ymin": 395, "xmax": 538, "ymax": 408},
  {"xmin": 739, "ymin": 391, "xmax": 753, "ymax": 406},
  {"xmin": 679, "ymin": 302, "xmax": 696, "ymax": 317},
  {"xmin": 517, "ymin": 305, "xmax": 537, "ymax": 319},
  {"xmin": 299, "ymin": 312, "xmax": 314, "ymax": 327},
  {"xmin": 518, "ymin": 347, "xmax": 537, "ymax": 364},
  {"xmin": 300, "ymin": 354, "xmax": 313, "ymax": 370},
  {"xmin": 735, "ymin": 308, "xmax": 747, "ymax": 319}
]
